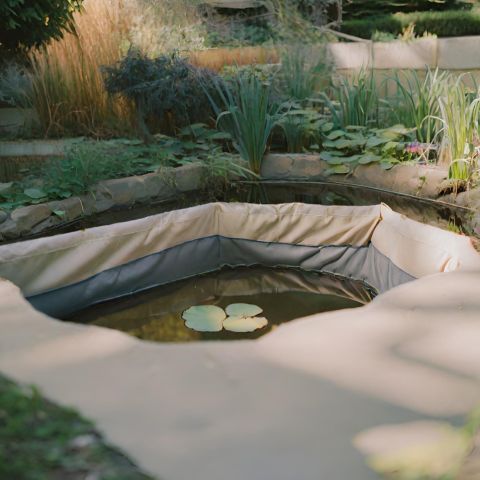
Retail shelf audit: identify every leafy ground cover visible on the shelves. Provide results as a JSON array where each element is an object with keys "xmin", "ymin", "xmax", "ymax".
[
  {"xmin": 0, "ymin": 374, "xmax": 153, "ymax": 480},
  {"xmin": 0, "ymin": 125, "xmax": 248, "ymax": 212}
]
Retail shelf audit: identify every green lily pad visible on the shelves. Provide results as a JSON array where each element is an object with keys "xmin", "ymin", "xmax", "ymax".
[
  {"xmin": 182, "ymin": 305, "xmax": 225, "ymax": 332},
  {"xmin": 225, "ymin": 303, "xmax": 263, "ymax": 317},
  {"xmin": 223, "ymin": 316, "xmax": 268, "ymax": 333}
]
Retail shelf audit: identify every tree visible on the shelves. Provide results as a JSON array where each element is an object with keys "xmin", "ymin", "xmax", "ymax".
[{"xmin": 0, "ymin": 0, "xmax": 84, "ymax": 58}]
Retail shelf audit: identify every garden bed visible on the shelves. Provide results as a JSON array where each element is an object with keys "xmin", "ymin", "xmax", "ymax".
[{"xmin": 0, "ymin": 162, "xmax": 207, "ymax": 241}]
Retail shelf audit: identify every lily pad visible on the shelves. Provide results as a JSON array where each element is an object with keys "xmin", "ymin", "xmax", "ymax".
[
  {"xmin": 182, "ymin": 305, "xmax": 225, "ymax": 332},
  {"xmin": 225, "ymin": 303, "xmax": 263, "ymax": 317},
  {"xmin": 223, "ymin": 316, "xmax": 268, "ymax": 333}
]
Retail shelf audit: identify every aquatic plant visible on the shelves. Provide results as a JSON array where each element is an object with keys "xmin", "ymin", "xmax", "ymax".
[
  {"xmin": 182, "ymin": 303, "xmax": 268, "ymax": 333},
  {"xmin": 437, "ymin": 77, "xmax": 480, "ymax": 183},
  {"xmin": 278, "ymin": 107, "xmax": 324, "ymax": 153},
  {"xmin": 325, "ymin": 69, "xmax": 379, "ymax": 128},
  {"xmin": 207, "ymin": 71, "xmax": 286, "ymax": 174},
  {"xmin": 388, "ymin": 68, "xmax": 449, "ymax": 144},
  {"xmin": 319, "ymin": 124, "xmax": 414, "ymax": 175}
]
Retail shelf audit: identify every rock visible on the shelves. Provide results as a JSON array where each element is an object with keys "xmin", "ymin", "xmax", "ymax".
[
  {"xmin": 143, "ymin": 172, "xmax": 175, "ymax": 199},
  {"xmin": 454, "ymin": 187, "xmax": 480, "ymax": 209},
  {"xmin": 30, "ymin": 215, "xmax": 62, "ymax": 234},
  {"xmin": 92, "ymin": 184, "xmax": 115, "ymax": 213},
  {"xmin": 261, "ymin": 154, "xmax": 295, "ymax": 179},
  {"xmin": 48, "ymin": 197, "xmax": 84, "ymax": 222},
  {"xmin": 174, "ymin": 163, "xmax": 207, "ymax": 192},
  {"xmin": 0, "ymin": 218, "xmax": 19, "ymax": 239},
  {"xmin": 10, "ymin": 204, "xmax": 52, "ymax": 233},
  {"xmin": 0, "ymin": 210, "xmax": 8, "ymax": 224}
]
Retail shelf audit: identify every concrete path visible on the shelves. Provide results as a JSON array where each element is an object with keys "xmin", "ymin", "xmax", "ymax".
[{"xmin": 1, "ymin": 270, "xmax": 480, "ymax": 480}]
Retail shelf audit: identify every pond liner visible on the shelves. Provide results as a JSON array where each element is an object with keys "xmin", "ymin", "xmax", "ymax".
[
  {"xmin": 27, "ymin": 239, "xmax": 413, "ymax": 318},
  {"xmin": 0, "ymin": 202, "xmax": 479, "ymax": 319}
]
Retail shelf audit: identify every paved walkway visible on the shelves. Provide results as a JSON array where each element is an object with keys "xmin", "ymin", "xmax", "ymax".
[{"xmin": 1, "ymin": 271, "xmax": 480, "ymax": 480}]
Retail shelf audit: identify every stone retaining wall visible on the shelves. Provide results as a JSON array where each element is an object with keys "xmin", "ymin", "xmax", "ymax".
[
  {"xmin": 261, "ymin": 153, "xmax": 480, "ymax": 235},
  {"xmin": 0, "ymin": 163, "xmax": 206, "ymax": 241},
  {"xmin": 329, "ymin": 36, "xmax": 480, "ymax": 71}
]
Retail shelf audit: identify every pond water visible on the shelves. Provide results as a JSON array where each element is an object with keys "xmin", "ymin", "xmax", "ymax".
[{"xmin": 67, "ymin": 267, "xmax": 373, "ymax": 342}]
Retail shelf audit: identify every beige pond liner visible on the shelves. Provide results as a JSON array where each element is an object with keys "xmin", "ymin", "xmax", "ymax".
[{"xmin": 0, "ymin": 202, "xmax": 480, "ymax": 480}]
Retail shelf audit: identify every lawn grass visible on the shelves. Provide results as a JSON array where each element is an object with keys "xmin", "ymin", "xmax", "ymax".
[{"xmin": 0, "ymin": 374, "xmax": 153, "ymax": 480}]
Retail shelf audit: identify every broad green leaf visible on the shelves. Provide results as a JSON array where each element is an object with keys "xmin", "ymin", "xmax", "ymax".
[
  {"xmin": 223, "ymin": 316, "xmax": 268, "ymax": 333},
  {"xmin": 53, "ymin": 210, "xmax": 66, "ymax": 218},
  {"xmin": 225, "ymin": 303, "xmax": 263, "ymax": 317},
  {"xmin": 321, "ymin": 122, "xmax": 334, "ymax": 132},
  {"xmin": 182, "ymin": 305, "xmax": 225, "ymax": 332},
  {"xmin": 320, "ymin": 151, "xmax": 345, "ymax": 163},
  {"xmin": 366, "ymin": 136, "xmax": 389, "ymax": 148},
  {"xmin": 382, "ymin": 141, "xmax": 399, "ymax": 151},
  {"xmin": 341, "ymin": 154, "xmax": 362, "ymax": 163},
  {"xmin": 326, "ymin": 130, "xmax": 346, "ymax": 140},
  {"xmin": 358, "ymin": 153, "xmax": 381, "ymax": 165},
  {"xmin": 24, "ymin": 188, "xmax": 47, "ymax": 199},
  {"xmin": 325, "ymin": 165, "xmax": 350, "ymax": 175}
]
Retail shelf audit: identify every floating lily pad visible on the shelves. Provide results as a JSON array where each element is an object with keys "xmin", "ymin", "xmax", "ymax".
[
  {"xmin": 182, "ymin": 305, "xmax": 225, "ymax": 332},
  {"xmin": 223, "ymin": 316, "xmax": 268, "ymax": 333},
  {"xmin": 225, "ymin": 303, "xmax": 263, "ymax": 317}
]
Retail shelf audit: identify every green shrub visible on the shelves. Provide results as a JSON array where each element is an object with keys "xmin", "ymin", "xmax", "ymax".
[
  {"xmin": 103, "ymin": 50, "xmax": 219, "ymax": 140},
  {"xmin": 341, "ymin": 10, "xmax": 480, "ymax": 39},
  {"xmin": 342, "ymin": 0, "xmax": 472, "ymax": 20},
  {"xmin": 0, "ymin": 0, "xmax": 83, "ymax": 59}
]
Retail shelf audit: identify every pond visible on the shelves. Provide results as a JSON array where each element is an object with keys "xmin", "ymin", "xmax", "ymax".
[{"xmin": 66, "ymin": 266, "xmax": 374, "ymax": 342}]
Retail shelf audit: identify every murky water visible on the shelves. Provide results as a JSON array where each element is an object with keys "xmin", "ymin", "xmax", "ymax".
[{"xmin": 67, "ymin": 267, "xmax": 373, "ymax": 342}]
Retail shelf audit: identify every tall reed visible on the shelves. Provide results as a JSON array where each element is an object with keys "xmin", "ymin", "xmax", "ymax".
[
  {"xmin": 389, "ymin": 68, "xmax": 449, "ymax": 144},
  {"xmin": 327, "ymin": 69, "xmax": 379, "ymax": 128},
  {"xmin": 277, "ymin": 43, "xmax": 331, "ymax": 102},
  {"xmin": 28, "ymin": 0, "xmax": 135, "ymax": 137},
  {"xmin": 437, "ymin": 77, "xmax": 480, "ymax": 182},
  {"xmin": 207, "ymin": 72, "xmax": 285, "ymax": 174}
]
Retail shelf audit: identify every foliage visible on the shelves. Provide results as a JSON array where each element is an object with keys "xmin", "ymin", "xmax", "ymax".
[
  {"xmin": 207, "ymin": 70, "xmax": 286, "ymax": 174},
  {"xmin": 103, "ymin": 50, "xmax": 218, "ymax": 139},
  {"xmin": 278, "ymin": 107, "xmax": 325, "ymax": 153},
  {"xmin": 0, "ymin": 0, "xmax": 83, "ymax": 58},
  {"xmin": 319, "ymin": 124, "xmax": 415, "ymax": 175},
  {"xmin": 0, "ymin": 375, "xmax": 152, "ymax": 480},
  {"xmin": 342, "ymin": 0, "xmax": 473, "ymax": 20},
  {"xmin": 0, "ymin": 131, "xmax": 249, "ymax": 211},
  {"xmin": 341, "ymin": 10, "xmax": 480, "ymax": 39},
  {"xmin": 276, "ymin": 43, "xmax": 332, "ymax": 102},
  {"xmin": 388, "ymin": 69, "xmax": 449, "ymax": 144},
  {"xmin": 437, "ymin": 78, "xmax": 480, "ymax": 182},
  {"xmin": 325, "ymin": 70, "xmax": 379, "ymax": 128}
]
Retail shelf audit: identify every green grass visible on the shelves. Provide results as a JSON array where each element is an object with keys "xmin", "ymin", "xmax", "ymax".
[{"xmin": 0, "ymin": 374, "xmax": 153, "ymax": 480}]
